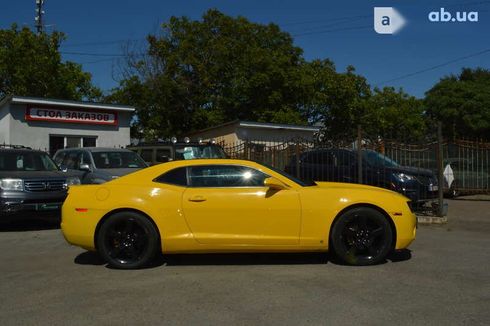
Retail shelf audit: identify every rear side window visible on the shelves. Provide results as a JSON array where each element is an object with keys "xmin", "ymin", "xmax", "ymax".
[{"xmin": 154, "ymin": 167, "xmax": 187, "ymax": 186}]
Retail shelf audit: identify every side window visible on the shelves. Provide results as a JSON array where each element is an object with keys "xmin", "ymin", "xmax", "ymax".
[
  {"xmin": 335, "ymin": 151, "xmax": 354, "ymax": 167},
  {"xmin": 53, "ymin": 152, "xmax": 65, "ymax": 166},
  {"xmin": 81, "ymin": 151, "xmax": 92, "ymax": 166},
  {"xmin": 188, "ymin": 165, "xmax": 268, "ymax": 188},
  {"xmin": 140, "ymin": 149, "xmax": 153, "ymax": 163},
  {"xmin": 156, "ymin": 148, "xmax": 172, "ymax": 162},
  {"xmin": 154, "ymin": 167, "xmax": 187, "ymax": 186},
  {"xmin": 303, "ymin": 151, "xmax": 333, "ymax": 165},
  {"xmin": 62, "ymin": 151, "xmax": 81, "ymax": 169}
]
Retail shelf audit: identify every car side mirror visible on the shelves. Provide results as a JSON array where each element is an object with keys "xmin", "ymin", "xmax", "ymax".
[
  {"xmin": 79, "ymin": 163, "xmax": 92, "ymax": 172},
  {"xmin": 263, "ymin": 177, "xmax": 288, "ymax": 190}
]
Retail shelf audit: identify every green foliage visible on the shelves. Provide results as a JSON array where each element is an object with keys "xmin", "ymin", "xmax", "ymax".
[
  {"xmin": 304, "ymin": 62, "xmax": 372, "ymax": 141},
  {"xmin": 111, "ymin": 9, "xmax": 308, "ymax": 139},
  {"xmin": 110, "ymin": 10, "xmax": 487, "ymax": 142},
  {"xmin": 0, "ymin": 25, "xmax": 101, "ymax": 100},
  {"xmin": 425, "ymin": 68, "xmax": 490, "ymax": 139},
  {"xmin": 364, "ymin": 87, "xmax": 426, "ymax": 141}
]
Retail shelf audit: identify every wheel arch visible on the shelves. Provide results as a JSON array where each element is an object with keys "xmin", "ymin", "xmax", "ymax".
[
  {"xmin": 94, "ymin": 208, "xmax": 162, "ymax": 250},
  {"xmin": 328, "ymin": 203, "xmax": 397, "ymax": 249}
]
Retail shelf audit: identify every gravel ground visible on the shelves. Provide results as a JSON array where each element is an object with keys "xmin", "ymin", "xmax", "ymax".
[{"xmin": 0, "ymin": 199, "xmax": 489, "ymax": 325}]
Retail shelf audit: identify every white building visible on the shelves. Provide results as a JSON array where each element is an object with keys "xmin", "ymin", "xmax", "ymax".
[
  {"xmin": 0, "ymin": 95, "xmax": 135, "ymax": 154},
  {"xmin": 187, "ymin": 120, "xmax": 320, "ymax": 146}
]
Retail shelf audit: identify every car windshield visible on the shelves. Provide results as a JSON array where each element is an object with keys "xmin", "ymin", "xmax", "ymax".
[
  {"xmin": 0, "ymin": 151, "xmax": 59, "ymax": 171},
  {"xmin": 261, "ymin": 163, "xmax": 316, "ymax": 187},
  {"xmin": 362, "ymin": 150, "xmax": 399, "ymax": 168},
  {"xmin": 92, "ymin": 151, "xmax": 147, "ymax": 169},
  {"xmin": 175, "ymin": 145, "xmax": 227, "ymax": 160}
]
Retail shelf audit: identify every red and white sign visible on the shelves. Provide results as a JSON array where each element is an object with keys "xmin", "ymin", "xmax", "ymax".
[{"xmin": 25, "ymin": 107, "xmax": 118, "ymax": 126}]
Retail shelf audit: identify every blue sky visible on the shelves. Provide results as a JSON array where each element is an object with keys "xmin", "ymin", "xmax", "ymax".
[{"xmin": 1, "ymin": 0, "xmax": 489, "ymax": 98}]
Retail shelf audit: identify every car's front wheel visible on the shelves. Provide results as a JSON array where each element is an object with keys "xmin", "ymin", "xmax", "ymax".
[
  {"xmin": 97, "ymin": 211, "xmax": 159, "ymax": 269},
  {"xmin": 330, "ymin": 207, "xmax": 393, "ymax": 266}
]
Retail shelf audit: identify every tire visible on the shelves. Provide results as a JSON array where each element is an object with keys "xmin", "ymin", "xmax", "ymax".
[
  {"xmin": 330, "ymin": 207, "xmax": 393, "ymax": 266},
  {"xmin": 97, "ymin": 211, "xmax": 159, "ymax": 269}
]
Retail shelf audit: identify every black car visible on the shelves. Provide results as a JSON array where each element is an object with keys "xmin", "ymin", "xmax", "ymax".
[
  {"xmin": 0, "ymin": 145, "xmax": 80, "ymax": 221},
  {"xmin": 128, "ymin": 140, "xmax": 227, "ymax": 166},
  {"xmin": 285, "ymin": 148, "xmax": 438, "ymax": 206}
]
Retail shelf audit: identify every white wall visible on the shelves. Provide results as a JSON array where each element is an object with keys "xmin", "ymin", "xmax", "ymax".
[
  {"xmin": 7, "ymin": 103, "xmax": 131, "ymax": 150},
  {"xmin": 0, "ymin": 104, "xmax": 11, "ymax": 145}
]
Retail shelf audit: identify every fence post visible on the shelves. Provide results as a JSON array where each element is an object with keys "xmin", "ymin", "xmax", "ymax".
[
  {"xmin": 357, "ymin": 125, "xmax": 363, "ymax": 184},
  {"xmin": 437, "ymin": 122, "xmax": 445, "ymax": 216},
  {"xmin": 295, "ymin": 141, "xmax": 300, "ymax": 178},
  {"xmin": 244, "ymin": 141, "xmax": 251, "ymax": 160}
]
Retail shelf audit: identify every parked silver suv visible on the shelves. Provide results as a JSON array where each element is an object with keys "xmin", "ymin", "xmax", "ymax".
[{"xmin": 53, "ymin": 148, "xmax": 148, "ymax": 184}]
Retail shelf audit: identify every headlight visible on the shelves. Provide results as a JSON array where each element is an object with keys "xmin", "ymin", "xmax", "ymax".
[
  {"xmin": 64, "ymin": 177, "xmax": 81, "ymax": 189},
  {"xmin": 0, "ymin": 178, "xmax": 24, "ymax": 191},
  {"xmin": 393, "ymin": 173, "xmax": 414, "ymax": 182}
]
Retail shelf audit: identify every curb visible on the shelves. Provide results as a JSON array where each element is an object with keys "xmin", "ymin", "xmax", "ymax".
[{"xmin": 417, "ymin": 216, "xmax": 448, "ymax": 224}]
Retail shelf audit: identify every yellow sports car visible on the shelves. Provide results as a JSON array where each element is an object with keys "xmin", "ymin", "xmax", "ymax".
[{"xmin": 61, "ymin": 159, "xmax": 416, "ymax": 269}]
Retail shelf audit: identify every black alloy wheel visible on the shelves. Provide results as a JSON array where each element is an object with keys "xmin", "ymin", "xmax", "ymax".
[
  {"xmin": 97, "ymin": 211, "xmax": 159, "ymax": 269},
  {"xmin": 330, "ymin": 207, "xmax": 393, "ymax": 266}
]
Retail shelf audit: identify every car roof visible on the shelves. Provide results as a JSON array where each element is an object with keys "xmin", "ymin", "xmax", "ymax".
[
  {"xmin": 158, "ymin": 158, "xmax": 257, "ymax": 168},
  {"xmin": 0, "ymin": 148, "xmax": 46, "ymax": 154},
  {"xmin": 57, "ymin": 147, "xmax": 133, "ymax": 153},
  {"xmin": 129, "ymin": 142, "xmax": 221, "ymax": 147}
]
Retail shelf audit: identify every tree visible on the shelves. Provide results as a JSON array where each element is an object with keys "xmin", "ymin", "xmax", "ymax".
[
  {"xmin": 365, "ymin": 87, "xmax": 426, "ymax": 141},
  {"xmin": 0, "ymin": 25, "xmax": 101, "ymax": 100},
  {"xmin": 112, "ymin": 9, "xmax": 309, "ymax": 139},
  {"xmin": 425, "ymin": 68, "xmax": 490, "ymax": 140},
  {"xmin": 305, "ymin": 62, "xmax": 372, "ymax": 142}
]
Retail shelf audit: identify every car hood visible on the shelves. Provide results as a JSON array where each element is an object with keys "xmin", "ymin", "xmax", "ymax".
[
  {"xmin": 383, "ymin": 165, "xmax": 435, "ymax": 177},
  {"xmin": 314, "ymin": 181, "xmax": 403, "ymax": 197},
  {"xmin": 0, "ymin": 170, "xmax": 76, "ymax": 179}
]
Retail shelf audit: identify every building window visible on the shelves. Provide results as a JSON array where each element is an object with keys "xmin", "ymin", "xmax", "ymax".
[{"xmin": 49, "ymin": 135, "xmax": 97, "ymax": 156}]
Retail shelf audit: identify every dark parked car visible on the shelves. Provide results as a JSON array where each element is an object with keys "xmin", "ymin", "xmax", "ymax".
[
  {"xmin": 53, "ymin": 147, "xmax": 147, "ymax": 184},
  {"xmin": 0, "ymin": 145, "xmax": 80, "ymax": 221},
  {"xmin": 128, "ymin": 140, "xmax": 227, "ymax": 166},
  {"xmin": 285, "ymin": 148, "xmax": 438, "ymax": 207}
]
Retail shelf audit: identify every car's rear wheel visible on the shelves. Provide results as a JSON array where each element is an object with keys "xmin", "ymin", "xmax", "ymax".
[
  {"xmin": 330, "ymin": 207, "xmax": 393, "ymax": 266},
  {"xmin": 97, "ymin": 211, "xmax": 159, "ymax": 269}
]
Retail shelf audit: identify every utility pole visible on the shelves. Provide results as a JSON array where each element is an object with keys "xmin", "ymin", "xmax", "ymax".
[{"xmin": 35, "ymin": 0, "xmax": 45, "ymax": 34}]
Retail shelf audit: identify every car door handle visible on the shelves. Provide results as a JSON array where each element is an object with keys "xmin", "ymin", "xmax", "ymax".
[{"xmin": 188, "ymin": 195, "xmax": 207, "ymax": 202}]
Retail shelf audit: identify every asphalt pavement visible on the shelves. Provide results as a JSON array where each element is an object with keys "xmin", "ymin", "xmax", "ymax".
[{"xmin": 0, "ymin": 199, "xmax": 489, "ymax": 325}]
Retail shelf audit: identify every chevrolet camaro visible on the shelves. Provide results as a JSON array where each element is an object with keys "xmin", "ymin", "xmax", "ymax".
[{"xmin": 61, "ymin": 159, "xmax": 416, "ymax": 269}]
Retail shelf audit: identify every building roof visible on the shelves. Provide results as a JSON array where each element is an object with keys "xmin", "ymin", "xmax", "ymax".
[
  {"xmin": 0, "ymin": 95, "xmax": 135, "ymax": 112},
  {"xmin": 189, "ymin": 120, "xmax": 320, "ymax": 135}
]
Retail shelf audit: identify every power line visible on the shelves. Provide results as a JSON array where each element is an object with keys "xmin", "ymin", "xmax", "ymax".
[
  {"xmin": 60, "ymin": 51, "xmax": 126, "ymax": 57},
  {"xmin": 78, "ymin": 58, "xmax": 118, "ymax": 64},
  {"xmin": 281, "ymin": 14, "xmax": 372, "ymax": 27},
  {"xmin": 287, "ymin": 16, "xmax": 371, "ymax": 34},
  {"xmin": 376, "ymin": 48, "xmax": 490, "ymax": 85},
  {"xmin": 293, "ymin": 25, "xmax": 371, "ymax": 37},
  {"xmin": 62, "ymin": 38, "xmax": 143, "ymax": 48}
]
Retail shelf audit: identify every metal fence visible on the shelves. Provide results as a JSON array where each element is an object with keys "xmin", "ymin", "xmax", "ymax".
[{"xmin": 221, "ymin": 128, "xmax": 490, "ymax": 214}]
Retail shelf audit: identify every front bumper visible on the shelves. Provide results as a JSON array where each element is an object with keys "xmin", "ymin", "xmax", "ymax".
[{"xmin": 1, "ymin": 191, "xmax": 67, "ymax": 219}]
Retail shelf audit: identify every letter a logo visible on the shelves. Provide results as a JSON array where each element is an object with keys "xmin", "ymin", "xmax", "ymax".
[{"xmin": 374, "ymin": 7, "xmax": 406, "ymax": 34}]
